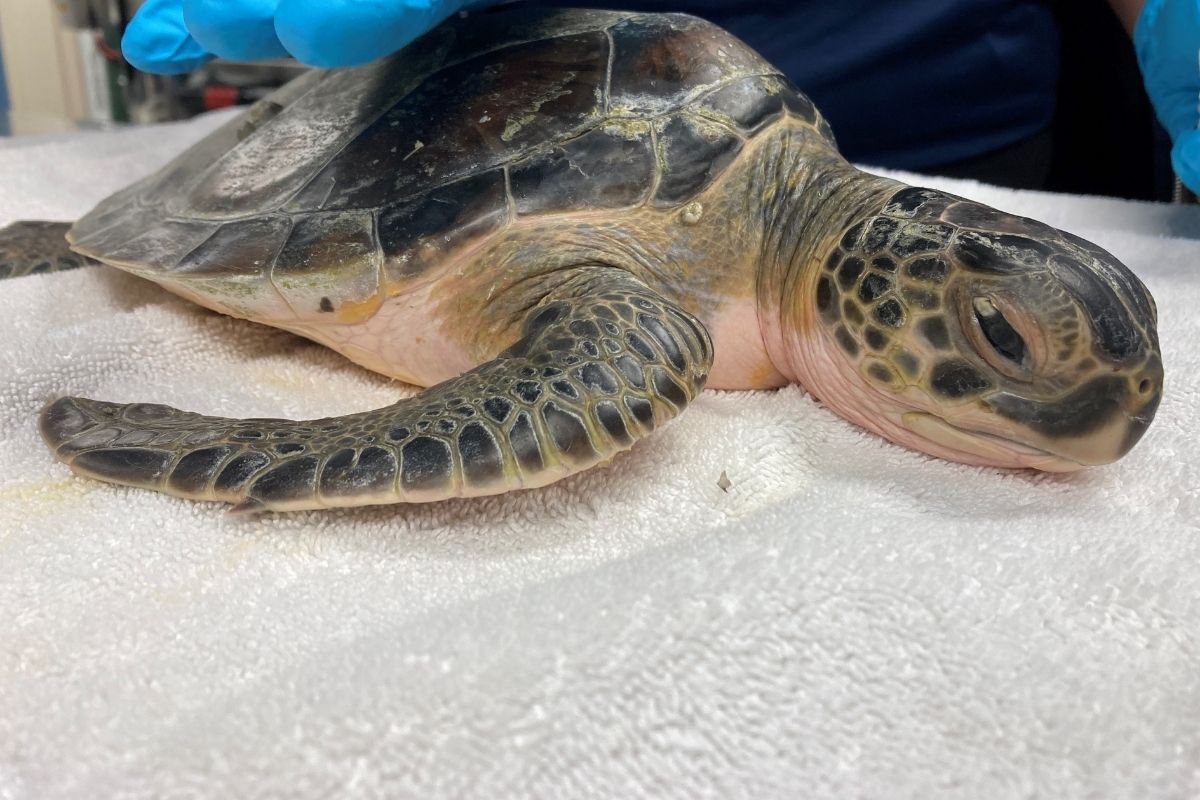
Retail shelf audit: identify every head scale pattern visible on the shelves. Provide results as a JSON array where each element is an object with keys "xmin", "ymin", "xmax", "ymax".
[{"xmin": 810, "ymin": 185, "xmax": 1162, "ymax": 469}]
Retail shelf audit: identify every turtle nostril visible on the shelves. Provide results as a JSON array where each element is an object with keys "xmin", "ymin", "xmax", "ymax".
[{"xmin": 1138, "ymin": 378, "xmax": 1153, "ymax": 395}]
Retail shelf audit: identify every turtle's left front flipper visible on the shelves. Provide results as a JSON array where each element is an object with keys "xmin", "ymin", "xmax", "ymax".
[
  {"xmin": 38, "ymin": 270, "xmax": 714, "ymax": 512},
  {"xmin": 0, "ymin": 221, "xmax": 95, "ymax": 279}
]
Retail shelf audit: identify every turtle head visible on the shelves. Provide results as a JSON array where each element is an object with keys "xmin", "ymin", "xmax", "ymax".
[{"xmin": 797, "ymin": 185, "xmax": 1162, "ymax": 471}]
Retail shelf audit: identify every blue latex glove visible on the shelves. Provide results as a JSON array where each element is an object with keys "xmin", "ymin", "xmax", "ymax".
[
  {"xmin": 123, "ymin": 0, "xmax": 487, "ymax": 74},
  {"xmin": 1135, "ymin": 0, "xmax": 1200, "ymax": 192}
]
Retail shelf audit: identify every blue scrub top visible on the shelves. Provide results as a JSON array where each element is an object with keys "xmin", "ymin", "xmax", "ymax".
[{"xmin": 531, "ymin": 0, "xmax": 1060, "ymax": 171}]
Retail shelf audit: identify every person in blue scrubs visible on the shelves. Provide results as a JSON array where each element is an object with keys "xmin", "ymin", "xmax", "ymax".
[{"xmin": 120, "ymin": 0, "xmax": 1200, "ymax": 193}]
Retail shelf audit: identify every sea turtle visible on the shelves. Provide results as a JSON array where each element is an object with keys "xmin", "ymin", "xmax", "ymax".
[{"xmin": 4, "ymin": 8, "xmax": 1162, "ymax": 512}]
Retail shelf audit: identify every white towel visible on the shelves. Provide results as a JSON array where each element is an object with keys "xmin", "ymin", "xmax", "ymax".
[{"xmin": 1, "ymin": 111, "xmax": 1197, "ymax": 799}]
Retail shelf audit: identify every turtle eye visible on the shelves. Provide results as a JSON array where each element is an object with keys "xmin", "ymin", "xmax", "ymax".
[{"xmin": 972, "ymin": 297, "xmax": 1026, "ymax": 366}]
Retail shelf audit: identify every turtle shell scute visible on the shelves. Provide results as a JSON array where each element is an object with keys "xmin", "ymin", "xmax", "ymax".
[{"xmin": 68, "ymin": 8, "xmax": 806, "ymax": 293}]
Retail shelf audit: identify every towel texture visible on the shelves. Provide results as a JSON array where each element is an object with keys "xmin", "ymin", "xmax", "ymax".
[{"xmin": 1, "ymin": 111, "xmax": 1198, "ymax": 799}]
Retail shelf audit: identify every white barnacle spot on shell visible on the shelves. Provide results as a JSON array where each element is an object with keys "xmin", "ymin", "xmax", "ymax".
[
  {"xmin": 500, "ymin": 74, "xmax": 577, "ymax": 142},
  {"xmin": 403, "ymin": 141, "xmax": 425, "ymax": 161},
  {"xmin": 681, "ymin": 202, "xmax": 704, "ymax": 226},
  {"xmin": 601, "ymin": 118, "xmax": 651, "ymax": 140},
  {"xmin": 501, "ymin": 119, "xmax": 524, "ymax": 142}
]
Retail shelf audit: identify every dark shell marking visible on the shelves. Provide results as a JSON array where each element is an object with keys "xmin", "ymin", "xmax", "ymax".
[{"xmin": 68, "ymin": 8, "xmax": 828, "ymax": 324}]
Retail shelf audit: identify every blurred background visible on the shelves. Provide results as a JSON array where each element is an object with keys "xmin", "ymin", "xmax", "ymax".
[
  {"xmin": 0, "ymin": 0, "xmax": 1177, "ymax": 201},
  {"xmin": 0, "ymin": 0, "xmax": 302, "ymax": 135}
]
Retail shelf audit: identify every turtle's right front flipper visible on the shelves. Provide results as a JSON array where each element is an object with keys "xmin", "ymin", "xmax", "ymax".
[
  {"xmin": 39, "ymin": 271, "xmax": 713, "ymax": 512},
  {"xmin": 0, "ymin": 221, "xmax": 95, "ymax": 279}
]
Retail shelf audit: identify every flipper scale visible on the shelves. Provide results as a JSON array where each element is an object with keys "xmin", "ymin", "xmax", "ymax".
[{"xmin": 39, "ymin": 272, "xmax": 713, "ymax": 511}]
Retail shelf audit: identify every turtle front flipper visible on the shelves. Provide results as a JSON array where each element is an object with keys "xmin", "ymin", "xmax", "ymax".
[
  {"xmin": 0, "ymin": 221, "xmax": 95, "ymax": 279},
  {"xmin": 38, "ymin": 271, "xmax": 713, "ymax": 512}
]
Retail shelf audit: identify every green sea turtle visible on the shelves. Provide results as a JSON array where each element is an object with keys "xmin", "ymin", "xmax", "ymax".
[{"xmin": 5, "ymin": 8, "xmax": 1162, "ymax": 512}]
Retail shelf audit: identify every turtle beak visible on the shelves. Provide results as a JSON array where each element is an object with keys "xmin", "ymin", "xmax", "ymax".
[
  {"xmin": 1021, "ymin": 366, "xmax": 1163, "ymax": 466},
  {"xmin": 900, "ymin": 411, "xmax": 1087, "ymax": 471},
  {"xmin": 978, "ymin": 360, "xmax": 1162, "ymax": 468},
  {"xmin": 899, "ymin": 359, "xmax": 1162, "ymax": 471}
]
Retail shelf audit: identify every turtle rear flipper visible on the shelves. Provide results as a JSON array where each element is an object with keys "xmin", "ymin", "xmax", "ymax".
[
  {"xmin": 0, "ymin": 221, "xmax": 95, "ymax": 279},
  {"xmin": 39, "ymin": 271, "xmax": 713, "ymax": 512}
]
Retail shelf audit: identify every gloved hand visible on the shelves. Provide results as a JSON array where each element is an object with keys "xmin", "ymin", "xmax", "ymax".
[
  {"xmin": 122, "ymin": 0, "xmax": 489, "ymax": 75},
  {"xmin": 1135, "ymin": 0, "xmax": 1200, "ymax": 192}
]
